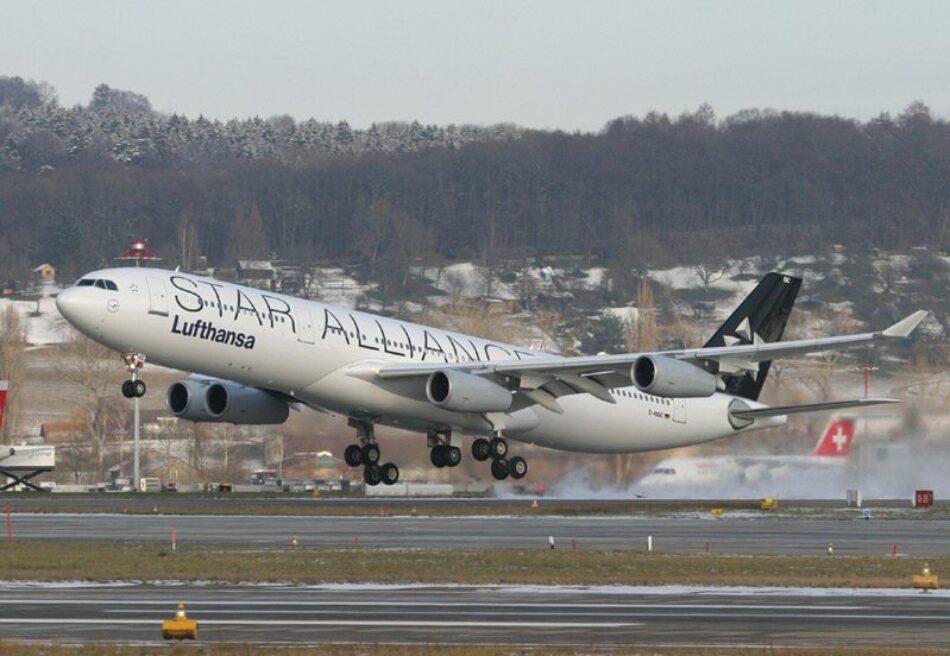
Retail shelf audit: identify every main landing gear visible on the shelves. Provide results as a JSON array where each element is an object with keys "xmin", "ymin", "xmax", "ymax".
[
  {"xmin": 120, "ymin": 353, "xmax": 147, "ymax": 398},
  {"xmin": 343, "ymin": 419, "xmax": 399, "ymax": 487},
  {"xmin": 428, "ymin": 430, "xmax": 462, "ymax": 469},
  {"xmin": 471, "ymin": 434, "xmax": 527, "ymax": 481}
]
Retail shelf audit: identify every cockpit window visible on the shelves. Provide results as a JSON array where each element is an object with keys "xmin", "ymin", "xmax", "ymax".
[{"xmin": 76, "ymin": 278, "xmax": 118, "ymax": 290}]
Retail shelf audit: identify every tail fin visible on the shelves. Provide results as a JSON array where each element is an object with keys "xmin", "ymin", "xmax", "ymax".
[
  {"xmin": 704, "ymin": 272, "xmax": 801, "ymax": 401},
  {"xmin": 812, "ymin": 417, "xmax": 855, "ymax": 457},
  {"xmin": 0, "ymin": 380, "xmax": 8, "ymax": 433}
]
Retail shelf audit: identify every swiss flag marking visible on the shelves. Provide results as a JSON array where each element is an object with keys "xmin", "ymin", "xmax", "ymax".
[{"xmin": 814, "ymin": 419, "xmax": 855, "ymax": 457}]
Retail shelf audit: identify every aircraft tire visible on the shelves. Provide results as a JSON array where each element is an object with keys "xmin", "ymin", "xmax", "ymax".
[
  {"xmin": 489, "ymin": 437, "xmax": 508, "ymax": 460},
  {"xmin": 445, "ymin": 446, "xmax": 462, "ymax": 467},
  {"xmin": 381, "ymin": 463, "xmax": 399, "ymax": 485},
  {"xmin": 132, "ymin": 380, "xmax": 147, "ymax": 398},
  {"xmin": 430, "ymin": 445, "xmax": 446, "ymax": 468},
  {"xmin": 121, "ymin": 380, "xmax": 135, "ymax": 398},
  {"xmin": 471, "ymin": 438, "xmax": 491, "ymax": 461},
  {"xmin": 490, "ymin": 458, "xmax": 509, "ymax": 481},
  {"xmin": 363, "ymin": 465, "xmax": 382, "ymax": 486},
  {"xmin": 362, "ymin": 443, "xmax": 381, "ymax": 465},
  {"xmin": 509, "ymin": 456, "xmax": 527, "ymax": 480},
  {"xmin": 344, "ymin": 445, "xmax": 363, "ymax": 467}
]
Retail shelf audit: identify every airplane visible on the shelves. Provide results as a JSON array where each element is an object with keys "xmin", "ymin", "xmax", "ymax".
[
  {"xmin": 636, "ymin": 415, "xmax": 856, "ymax": 490},
  {"xmin": 0, "ymin": 380, "xmax": 56, "ymax": 491},
  {"xmin": 55, "ymin": 267, "xmax": 927, "ymax": 486}
]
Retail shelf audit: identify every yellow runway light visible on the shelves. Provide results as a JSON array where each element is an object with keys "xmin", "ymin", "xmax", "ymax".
[
  {"xmin": 710, "ymin": 508, "xmax": 724, "ymax": 518},
  {"xmin": 760, "ymin": 497, "xmax": 779, "ymax": 511},
  {"xmin": 162, "ymin": 602, "xmax": 199, "ymax": 640},
  {"xmin": 913, "ymin": 563, "xmax": 939, "ymax": 592}
]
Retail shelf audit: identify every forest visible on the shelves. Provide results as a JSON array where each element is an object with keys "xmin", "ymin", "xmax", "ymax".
[{"xmin": 0, "ymin": 75, "xmax": 947, "ymax": 283}]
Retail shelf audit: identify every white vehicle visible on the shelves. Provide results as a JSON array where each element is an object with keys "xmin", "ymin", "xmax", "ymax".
[
  {"xmin": 0, "ymin": 380, "xmax": 56, "ymax": 491},
  {"xmin": 637, "ymin": 416, "xmax": 856, "ymax": 490},
  {"xmin": 55, "ymin": 268, "xmax": 925, "ymax": 486}
]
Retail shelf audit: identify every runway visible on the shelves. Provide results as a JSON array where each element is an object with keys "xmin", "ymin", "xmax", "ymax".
[
  {"xmin": 10, "ymin": 513, "xmax": 950, "ymax": 556},
  {"xmin": 1, "ymin": 582, "xmax": 948, "ymax": 647}
]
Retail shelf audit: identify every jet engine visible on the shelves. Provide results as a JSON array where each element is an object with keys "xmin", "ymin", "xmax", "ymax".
[
  {"xmin": 167, "ymin": 380, "xmax": 290, "ymax": 425},
  {"xmin": 632, "ymin": 354, "xmax": 717, "ymax": 398},
  {"xmin": 426, "ymin": 369, "xmax": 512, "ymax": 413}
]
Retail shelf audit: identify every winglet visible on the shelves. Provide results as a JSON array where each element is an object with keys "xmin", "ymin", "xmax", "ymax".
[{"xmin": 882, "ymin": 310, "xmax": 928, "ymax": 338}]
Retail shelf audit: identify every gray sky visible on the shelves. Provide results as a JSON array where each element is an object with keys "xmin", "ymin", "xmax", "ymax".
[{"xmin": 2, "ymin": 0, "xmax": 948, "ymax": 131}]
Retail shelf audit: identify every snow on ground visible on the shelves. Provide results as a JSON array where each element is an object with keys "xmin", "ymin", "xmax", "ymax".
[
  {"xmin": 602, "ymin": 306, "xmax": 639, "ymax": 324},
  {"xmin": 310, "ymin": 267, "xmax": 376, "ymax": 307},
  {"xmin": 423, "ymin": 263, "xmax": 519, "ymax": 301},
  {"xmin": 0, "ymin": 294, "xmax": 71, "ymax": 345}
]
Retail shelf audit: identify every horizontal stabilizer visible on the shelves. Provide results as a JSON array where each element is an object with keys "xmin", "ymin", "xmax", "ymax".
[
  {"xmin": 730, "ymin": 397, "xmax": 901, "ymax": 419},
  {"xmin": 882, "ymin": 310, "xmax": 928, "ymax": 337}
]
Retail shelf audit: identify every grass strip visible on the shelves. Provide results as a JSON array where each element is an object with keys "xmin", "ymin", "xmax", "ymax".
[{"xmin": 1, "ymin": 541, "xmax": 945, "ymax": 588}]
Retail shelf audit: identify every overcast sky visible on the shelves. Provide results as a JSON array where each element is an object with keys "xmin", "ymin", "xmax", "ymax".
[{"xmin": 2, "ymin": 0, "xmax": 948, "ymax": 131}]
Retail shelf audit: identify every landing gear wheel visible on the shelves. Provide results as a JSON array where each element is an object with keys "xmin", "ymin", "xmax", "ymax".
[
  {"xmin": 131, "ymin": 379, "xmax": 146, "ymax": 398},
  {"xmin": 490, "ymin": 458, "xmax": 510, "ymax": 481},
  {"xmin": 472, "ymin": 438, "xmax": 491, "ymax": 462},
  {"xmin": 121, "ymin": 380, "xmax": 135, "ymax": 399},
  {"xmin": 430, "ymin": 445, "xmax": 446, "ymax": 468},
  {"xmin": 344, "ymin": 445, "xmax": 364, "ymax": 467},
  {"xmin": 380, "ymin": 463, "xmax": 400, "ymax": 485},
  {"xmin": 489, "ymin": 436, "xmax": 508, "ymax": 460},
  {"xmin": 444, "ymin": 446, "xmax": 462, "ymax": 468},
  {"xmin": 363, "ymin": 465, "xmax": 382, "ymax": 486},
  {"xmin": 362, "ymin": 443, "xmax": 380, "ymax": 465},
  {"xmin": 509, "ymin": 456, "xmax": 528, "ymax": 480}
]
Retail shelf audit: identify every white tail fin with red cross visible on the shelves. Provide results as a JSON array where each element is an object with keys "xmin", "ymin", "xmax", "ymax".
[{"xmin": 811, "ymin": 417, "xmax": 855, "ymax": 457}]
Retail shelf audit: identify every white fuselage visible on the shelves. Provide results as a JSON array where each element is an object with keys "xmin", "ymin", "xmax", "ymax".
[{"xmin": 56, "ymin": 268, "xmax": 782, "ymax": 454}]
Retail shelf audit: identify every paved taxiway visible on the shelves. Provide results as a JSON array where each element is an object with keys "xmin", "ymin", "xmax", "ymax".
[
  {"xmin": 1, "ymin": 583, "xmax": 947, "ymax": 647},
  {"xmin": 10, "ymin": 513, "xmax": 950, "ymax": 556}
]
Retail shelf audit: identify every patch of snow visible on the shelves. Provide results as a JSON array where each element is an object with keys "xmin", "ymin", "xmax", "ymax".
[{"xmin": 0, "ymin": 295, "xmax": 70, "ymax": 345}]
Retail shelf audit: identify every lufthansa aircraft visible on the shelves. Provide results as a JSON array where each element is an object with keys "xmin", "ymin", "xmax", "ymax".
[{"xmin": 56, "ymin": 268, "xmax": 926, "ymax": 485}]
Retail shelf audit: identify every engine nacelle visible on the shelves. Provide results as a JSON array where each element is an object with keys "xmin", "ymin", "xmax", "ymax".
[
  {"xmin": 167, "ymin": 380, "xmax": 216, "ymax": 422},
  {"xmin": 426, "ymin": 369, "xmax": 512, "ymax": 413},
  {"xmin": 632, "ymin": 354, "xmax": 717, "ymax": 398},
  {"xmin": 167, "ymin": 380, "xmax": 290, "ymax": 425}
]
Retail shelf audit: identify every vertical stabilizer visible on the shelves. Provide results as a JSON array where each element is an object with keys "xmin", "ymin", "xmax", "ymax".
[
  {"xmin": 704, "ymin": 272, "xmax": 802, "ymax": 401},
  {"xmin": 812, "ymin": 417, "xmax": 855, "ymax": 457}
]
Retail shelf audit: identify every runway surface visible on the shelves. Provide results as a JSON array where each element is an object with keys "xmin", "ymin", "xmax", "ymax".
[
  {"xmin": 1, "ymin": 582, "xmax": 948, "ymax": 647},
  {"xmin": 10, "ymin": 513, "xmax": 950, "ymax": 556}
]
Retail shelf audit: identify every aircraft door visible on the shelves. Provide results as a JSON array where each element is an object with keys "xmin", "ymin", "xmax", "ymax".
[
  {"xmin": 146, "ymin": 277, "xmax": 169, "ymax": 316},
  {"xmin": 672, "ymin": 399, "xmax": 687, "ymax": 423},
  {"xmin": 294, "ymin": 306, "xmax": 315, "ymax": 344}
]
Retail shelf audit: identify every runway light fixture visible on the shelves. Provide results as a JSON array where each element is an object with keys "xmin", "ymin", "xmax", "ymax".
[{"xmin": 162, "ymin": 602, "xmax": 199, "ymax": 640}]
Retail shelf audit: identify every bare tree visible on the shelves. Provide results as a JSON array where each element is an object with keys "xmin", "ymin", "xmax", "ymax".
[
  {"xmin": 0, "ymin": 306, "xmax": 27, "ymax": 440},
  {"xmin": 693, "ymin": 263, "xmax": 725, "ymax": 293},
  {"xmin": 67, "ymin": 332, "xmax": 123, "ymax": 479}
]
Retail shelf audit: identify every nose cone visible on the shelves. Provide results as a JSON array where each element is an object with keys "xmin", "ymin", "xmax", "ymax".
[
  {"xmin": 55, "ymin": 287, "xmax": 82, "ymax": 322},
  {"xmin": 55, "ymin": 287, "xmax": 101, "ymax": 338}
]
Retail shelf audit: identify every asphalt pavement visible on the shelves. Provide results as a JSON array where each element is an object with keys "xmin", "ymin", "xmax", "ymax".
[
  {"xmin": 8, "ymin": 512, "xmax": 950, "ymax": 556},
  {"xmin": 1, "ymin": 582, "xmax": 947, "ymax": 647}
]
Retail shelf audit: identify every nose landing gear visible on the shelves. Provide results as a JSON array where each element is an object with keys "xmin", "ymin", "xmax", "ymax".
[{"xmin": 120, "ymin": 353, "xmax": 147, "ymax": 398}]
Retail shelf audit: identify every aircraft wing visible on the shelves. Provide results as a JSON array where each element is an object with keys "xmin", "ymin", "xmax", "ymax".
[
  {"xmin": 344, "ymin": 310, "xmax": 927, "ymax": 414},
  {"xmin": 357, "ymin": 310, "xmax": 927, "ymax": 383}
]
